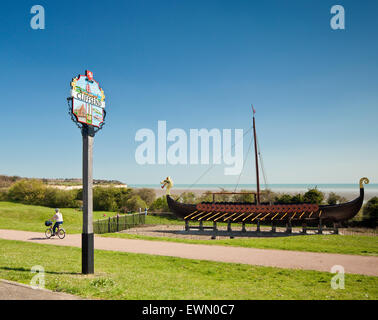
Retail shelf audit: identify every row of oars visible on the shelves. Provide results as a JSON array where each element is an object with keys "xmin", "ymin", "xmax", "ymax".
[{"xmin": 184, "ymin": 210, "xmax": 322, "ymax": 223}]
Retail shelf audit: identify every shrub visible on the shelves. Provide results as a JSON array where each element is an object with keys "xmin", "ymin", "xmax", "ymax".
[
  {"xmin": 291, "ymin": 193, "xmax": 305, "ymax": 203},
  {"xmin": 113, "ymin": 188, "xmax": 133, "ymax": 208},
  {"xmin": 124, "ymin": 195, "xmax": 147, "ymax": 212},
  {"xmin": 327, "ymin": 192, "xmax": 347, "ymax": 205},
  {"xmin": 362, "ymin": 197, "xmax": 378, "ymax": 227},
  {"xmin": 232, "ymin": 190, "xmax": 255, "ymax": 203},
  {"xmin": 150, "ymin": 196, "xmax": 169, "ymax": 212},
  {"xmin": 93, "ymin": 187, "xmax": 118, "ymax": 211},
  {"xmin": 260, "ymin": 189, "xmax": 277, "ymax": 203},
  {"xmin": 275, "ymin": 194, "xmax": 293, "ymax": 204},
  {"xmin": 44, "ymin": 188, "xmax": 78, "ymax": 208},
  {"xmin": 133, "ymin": 188, "xmax": 156, "ymax": 205},
  {"xmin": 2, "ymin": 179, "xmax": 140, "ymax": 211},
  {"xmin": 197, "ymin": 191, "xmax": 213, "ymax": 203},
  {"xmin": 91, "ymin": 187, "xmax": 133, "ymax": 212},
  {"xmin": 0, "ymin": 189, "xmax": 7, "ymax": 201},
  {"xmin": 303, "ymin": 188, "xmax": 324, "ymax": 204},
  {"xmin": 75, "ymin": 188, "xmax": 83, "ymax": 200},
  {"xmin": 178, "ymin": 192, "xmax": 197, "ymax": 204},
  {"xmin": 44, "ymin": 188, "xmax": 58, "ymax": 207},
  {"xmin": 7, "ymin": 179, "xmax": 46, "ymax": 205},
  {"xmin": 214, "ymin": 192, "xmax": 232, "ymax": 202},
  {"xmin": 5, "ymin": 179, "xmax": 79, "ymax": 208}
]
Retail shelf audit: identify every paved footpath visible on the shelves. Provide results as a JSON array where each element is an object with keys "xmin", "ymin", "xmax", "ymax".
[
  {"xmin": 0, "ymin": 229, "xmax": 377, "ymax": 276},
  {"xmin": 0, "ymin": 279, "xmax": 82, "ymax": 300}
]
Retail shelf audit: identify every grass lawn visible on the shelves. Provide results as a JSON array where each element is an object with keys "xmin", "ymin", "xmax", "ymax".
[
  {"xmin": 0, "ymin": 201, "xmax": 114, "ymax": 233},
  {"xmin": 0, "ymin": 239, "xmax": 377, "ymax": 300},
  {"xmin": 145, "ymin": 214, "xmax": 185, "ymax": 225},
  {"xmin": 100, "ymin": 232, "xmax": 378, "ymax": 256},
  {"xmin": 0, "ymin": 201, "xmax": 226, "ymax": 232}
]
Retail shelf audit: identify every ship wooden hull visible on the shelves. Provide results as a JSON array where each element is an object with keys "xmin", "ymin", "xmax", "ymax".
[{"xmin": 167, "ymin": 187, "xmax": 365, "ymax": 224}]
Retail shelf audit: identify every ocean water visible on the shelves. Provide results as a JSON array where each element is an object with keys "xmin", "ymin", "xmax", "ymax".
[{"xmin": 129, "ymin": 183, "xmax": 378, "ymax": 193}]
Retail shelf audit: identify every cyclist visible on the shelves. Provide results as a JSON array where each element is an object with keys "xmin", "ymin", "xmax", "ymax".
[{"xmin": 51, "ymin": 208, "xmax": 63, "ymax": 236}]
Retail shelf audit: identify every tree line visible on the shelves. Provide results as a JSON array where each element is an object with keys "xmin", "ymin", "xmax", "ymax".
[
  {"xmin": 0, "ymin": 179, "xmax": 376, "ymax": 227},
  {"xmin": 0, "ymin": 179, "xmax": 153, "ymax": 212}
]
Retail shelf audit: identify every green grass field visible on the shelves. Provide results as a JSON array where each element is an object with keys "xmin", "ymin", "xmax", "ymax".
[
  {"xmin": 0, "ymin": 239, "xmax": 377, "ymax": 300},
  {"xmin": 0, "ymin": 201, "xmax": 240, "ymax": 232},
  {"xmin": 0, "ymin": 201, "xmax": 113, "ymax": 233}
]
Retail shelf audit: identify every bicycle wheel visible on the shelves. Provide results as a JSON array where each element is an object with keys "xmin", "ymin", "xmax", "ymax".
[
  {"xmin": 58, "ymin": 228, "xmax": 66, "ymax": 239},
  {"xmin": 45, "ymin": 228, "xmax": 52, "ymax": 239}
]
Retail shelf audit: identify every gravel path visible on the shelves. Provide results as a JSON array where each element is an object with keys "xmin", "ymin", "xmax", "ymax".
[{"xmin": 0, "ymin": 229, "xmax": 377, "ymax": 276}]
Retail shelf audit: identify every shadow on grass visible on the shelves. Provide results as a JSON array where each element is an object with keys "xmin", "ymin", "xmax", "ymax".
[
  {"xmin": 153, "ymin": 229, "xmax": 311, "ymax": 238},
  {"xmin": 0, "ymin": 266, "xmax": 80, "ymax": 275}
]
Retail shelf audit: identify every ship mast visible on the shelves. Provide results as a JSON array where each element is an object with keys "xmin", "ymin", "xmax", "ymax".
[{"xmin": 252, "ymin": 105, "xmax": 260, "ymax": 204}]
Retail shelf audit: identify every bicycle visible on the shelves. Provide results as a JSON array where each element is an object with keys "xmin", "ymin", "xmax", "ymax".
[{"xmin": 45, "ymin": 220, "xmax": 66, "ymax": 239}]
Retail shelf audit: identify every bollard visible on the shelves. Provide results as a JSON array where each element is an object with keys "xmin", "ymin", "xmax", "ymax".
[
  {"xmin": 227, "ymin": 221, "xmax": 232, "ymax": 232},
  {"xmin": 302, "ymin": 223, "xmax": 307, "ymax": 234},
  {"xmin": 318, "ymin": 219, "xmax": 323, "ymax": 234},
  {"xmin": 333, "ymin": 222, "xmax": 339, "ymax": 235},
  {"xmin": 286, "ymin": 221, "xmax": 292, "ymax": 234}
]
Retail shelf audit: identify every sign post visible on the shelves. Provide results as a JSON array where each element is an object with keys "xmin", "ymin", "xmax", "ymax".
[
  {"xmin": 82, "ymin": 125, "xmax": 94, "ymax": 274},
  {"xmin": 68, "ymin": 70, "xmax": 106, "ymax": 274}
]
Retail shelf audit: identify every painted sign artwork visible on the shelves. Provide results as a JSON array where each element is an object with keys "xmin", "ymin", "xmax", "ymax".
[{"xmin": 70, "ymin": 70, "xmax": 105, "ymax": 127}]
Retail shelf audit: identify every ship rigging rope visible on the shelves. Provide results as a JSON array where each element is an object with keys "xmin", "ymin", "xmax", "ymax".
[
  {"xmin": 232, "ymin": 131, "xmax": 269, "ymax": 193},
  {"xmin": 256, "ymin": 133, "xmax": 269, "ymax": 190},
  {"xmin": 233, "ymin": 132, "xmax": 253, "ymax": 192},
  {"xmin": 176, "ymin": 125, "xmax": 254, "ymax": 200}
]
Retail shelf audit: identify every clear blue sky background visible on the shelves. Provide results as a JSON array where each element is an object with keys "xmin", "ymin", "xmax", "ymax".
[{"xmin": 0, "ymin": 0, "xmax": 377, "ymax": 185}]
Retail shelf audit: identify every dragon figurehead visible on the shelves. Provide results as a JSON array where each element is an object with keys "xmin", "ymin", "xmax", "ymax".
[{"xmin": 161, "ymin": 176, "xmax": 173, "ymax": 195}]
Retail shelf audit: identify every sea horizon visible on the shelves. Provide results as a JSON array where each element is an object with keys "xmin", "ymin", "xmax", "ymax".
[{"xmin": 129, "ymin": 183, "xmax": 378, "ymax": 192}]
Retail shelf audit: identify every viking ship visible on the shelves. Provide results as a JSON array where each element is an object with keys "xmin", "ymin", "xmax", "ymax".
[{"xmin": 162, "ymin": 107, "xmax": 369, "ymax": 231}]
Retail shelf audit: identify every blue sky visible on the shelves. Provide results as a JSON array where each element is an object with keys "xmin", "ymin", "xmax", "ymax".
[{"xmin": 0, "ymin": 0, "xmax": 377, "ymax": 185}]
